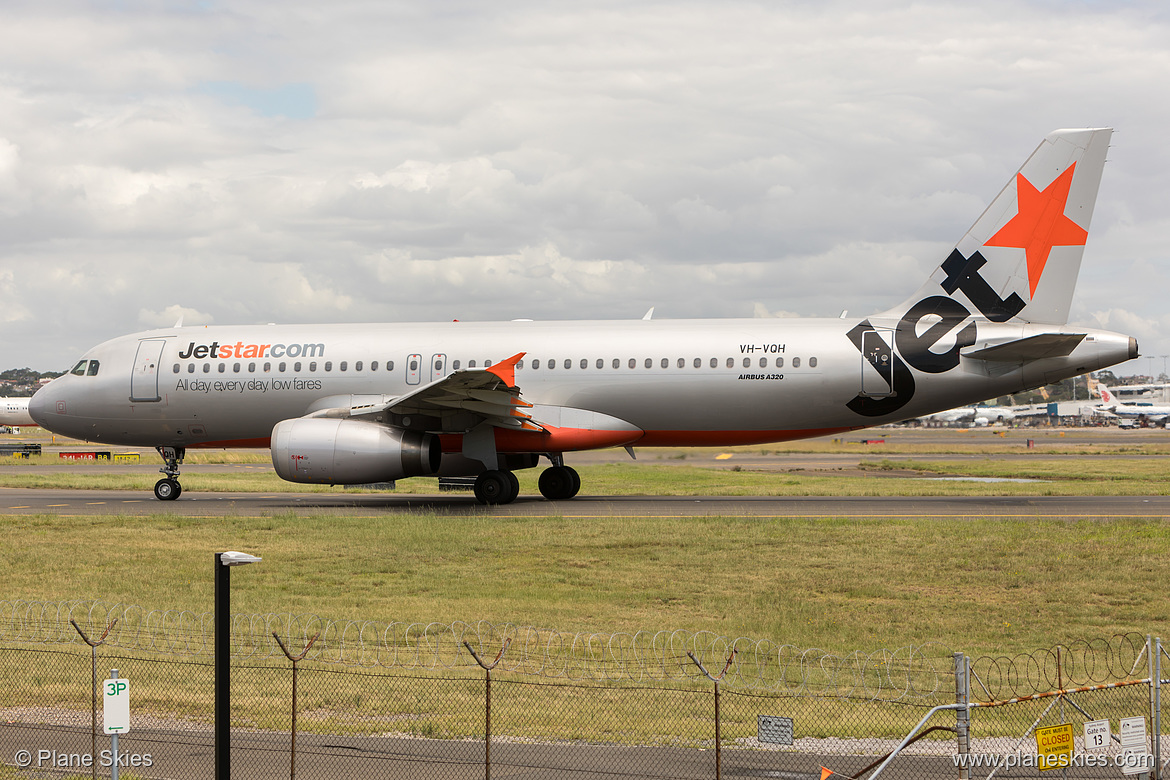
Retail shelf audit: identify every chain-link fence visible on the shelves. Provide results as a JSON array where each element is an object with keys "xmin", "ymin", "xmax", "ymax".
[{"xmin": 0, "ymin": 601, "xmax": 1165, "ymax": 779}]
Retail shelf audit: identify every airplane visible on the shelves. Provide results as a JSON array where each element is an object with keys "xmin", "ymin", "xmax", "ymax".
[
  {"xmin": 921, "ymin": 404, "xmax": 1017, "ymax": 425},
  {"xmin": 1095, "ymin": 383, "xmax": 1170, "ymax": 422},
  {"xmin": 29, "ymin": 128, "xmax": 1138, "ymax": 504},
  {"xmin": 0, "ymin": 397, "xmax": 35, "ymax": 427}
]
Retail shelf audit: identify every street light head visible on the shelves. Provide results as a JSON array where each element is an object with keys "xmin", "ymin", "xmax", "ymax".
[{"xmin": 219, "ymin": 551, "xmax": 262, "ymax": 566}]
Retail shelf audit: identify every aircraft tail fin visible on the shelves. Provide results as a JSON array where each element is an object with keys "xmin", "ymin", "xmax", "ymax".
[
  {"xmin": 1096, "ymin": 382, "xmax": 1116, "ymax": 405},
  {"xmin": 884, "ymin": 128, "xmax": 1112, "ymax": 325}
]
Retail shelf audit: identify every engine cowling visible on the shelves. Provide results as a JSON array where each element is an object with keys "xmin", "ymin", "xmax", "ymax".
[{"xmin": 271, "ymin": 418, "xmax": 441, "ymax": 485}]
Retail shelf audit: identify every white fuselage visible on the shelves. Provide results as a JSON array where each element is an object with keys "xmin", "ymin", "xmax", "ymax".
[
  {"xmin": 0, "ymin": 397, "xmax": 34, "ymax": 427},
  {"xmin": 29, "ymin": 316, "xmax": 1134, "ymax": 453}
]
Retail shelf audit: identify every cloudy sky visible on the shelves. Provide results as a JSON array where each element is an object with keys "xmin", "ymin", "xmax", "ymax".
[{"xmin": 2, "ymin": 0, "xmax": 1168, "ymax": 376}]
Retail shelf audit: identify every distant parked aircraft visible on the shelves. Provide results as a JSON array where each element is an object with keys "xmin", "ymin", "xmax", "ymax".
[
  {"xmin": 1095, "ymin": 383, "xmax": 1170, "ymax": 423},
  {"xmin": 0, "ymin": 397, "xmax": 34, "ymax": 427}
]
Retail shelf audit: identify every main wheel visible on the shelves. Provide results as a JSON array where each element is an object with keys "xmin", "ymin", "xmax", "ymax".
[
  {"xmin": 474, "ymin": 470, "xmax": 519, "ymax": 505},
  {"xmin": 154, "ymin": 478, "xmax": 181, "ymax": 501},
  {"xmin": 538, "ymin": 465, "xmax": 581, "ymax": 500}
]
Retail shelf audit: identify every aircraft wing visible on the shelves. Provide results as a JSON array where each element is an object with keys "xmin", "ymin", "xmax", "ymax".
[{"xmin": 338, "ymin": 353, "xmax": 544, "ymax": 433}]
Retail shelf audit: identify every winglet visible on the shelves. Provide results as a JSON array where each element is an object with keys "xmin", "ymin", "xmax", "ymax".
[{"xmin": 486, "ymin": 353, "xmax": 525, "ymax": 388}]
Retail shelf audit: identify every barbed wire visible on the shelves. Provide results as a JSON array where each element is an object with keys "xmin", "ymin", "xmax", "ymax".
[
  {"xmin": 968, "ymin": 633, "xmax": 1149, "ymax": 701},
  {"xmin": 4, "ymin": 600, "xmax": 1138, "ymax": 702}
]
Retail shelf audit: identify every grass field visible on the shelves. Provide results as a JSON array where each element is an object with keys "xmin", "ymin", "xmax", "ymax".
[
  {"xmin": 2, "ymin": 509, "xmax": 1168, "ymax": 656},
  {"xmin": 2, "ymin": 428, "xmax": 1169, "ymax": 657}
]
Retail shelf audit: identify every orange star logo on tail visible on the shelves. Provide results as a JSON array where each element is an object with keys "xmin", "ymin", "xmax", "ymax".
[{"xmin": 983, "ymin": 163, "xmax": 1087, "ymax": 298}]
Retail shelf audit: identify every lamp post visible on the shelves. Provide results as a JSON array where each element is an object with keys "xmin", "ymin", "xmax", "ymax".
[{"xmin": 216, "ymin": 551, "xmax": 262, "ymax": 780}]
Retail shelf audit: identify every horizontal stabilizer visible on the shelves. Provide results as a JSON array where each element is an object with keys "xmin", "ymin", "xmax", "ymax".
[{"xmin": 964, "ymin": 333, "xmax": 1085, "ymax": 362}]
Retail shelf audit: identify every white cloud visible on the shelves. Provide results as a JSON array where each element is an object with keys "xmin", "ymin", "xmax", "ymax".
[{"xmin": 0, "ymin": 1, "xmax": 1168, "ymax": 372}]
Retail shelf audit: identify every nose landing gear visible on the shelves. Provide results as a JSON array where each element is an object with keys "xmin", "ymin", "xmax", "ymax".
[{"xmin": 154, "ymin": 446, "xmax": 185, "ymax": 501}]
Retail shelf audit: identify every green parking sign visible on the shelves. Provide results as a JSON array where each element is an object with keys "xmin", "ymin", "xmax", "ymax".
[{"xmin": 103, "ymin": 678, "xmax": 129, "ymax": 734}]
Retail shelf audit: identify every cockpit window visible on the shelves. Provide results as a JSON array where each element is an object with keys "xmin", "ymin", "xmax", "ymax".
[
  {"xmin": 86, "ymin": 360, "xmax": 100, "ymax": 377},
  {"xmin": 71, "ymin": 360, "xmax": 88, "ymax": 376}
]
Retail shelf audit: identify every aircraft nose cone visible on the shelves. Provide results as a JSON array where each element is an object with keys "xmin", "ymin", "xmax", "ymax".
[{"xmin": 28, "ymin": 386, "xmax": 53, "ymax": 426}]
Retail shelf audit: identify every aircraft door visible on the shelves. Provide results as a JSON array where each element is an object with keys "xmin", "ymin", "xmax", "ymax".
[
  {"xmin": 430, "ymin": 354, "xmax": 447, "ymax": 381},
  {"xmin": 859, "ymin": 329, "xmax": 896, "ymax": 398},
  {"xmin": 406, "ymin": 354, "xmax": 422, "ymax": 385},
  {"xmin": 130, "ymin": 338, "xmax": 167, "ymax": 402}
]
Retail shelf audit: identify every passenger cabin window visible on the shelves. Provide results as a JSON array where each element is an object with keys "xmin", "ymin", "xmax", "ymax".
[
  {"xmin": 792, "ymin": 357, "xmax": 801, "ymax": 368},
  {"xmin": 234, "ymin": 362, "xmax": 242, "ymax": 373},
  {"xmin": 325, "ymin": 361, "xmax": 333, "ymax": 371},
  {"xmin": 468, "ymin": 360, "xmax": 476, "ymax": 368},
  {"xmin": 293, "ymin": 362, "xmax": 301, "ymax": 372},
  {"xmin": 263, "ymin": 362, "xmax": 271, "ymax": 373},
  {"xmin": 173, "ymin": 364, "xmax": 180, "ymax": 374},
  {"xmin": 809, "ymin": 357, "xmax": 818, "ymax": 368},
  {"xmin": 776, "ymin": 357, "xmax": 784, "ymax": 368},
  {"xmin": 188, "ymin": 364, "xmax": 195, "ymax": 374},
  {"xmin": 340, "ymin": 361, "xmax": 348, "ymax": 372},
  {"xmin": 644, "ymin": 358, "xmax": 652, "ymax": 369},
  {"xmin": 452, "ymin": 360, "xmax": 461, "ymax": 370},
  {"xmin": 371, "ymin": 361, "xmax": 379, "ymax": 371}
]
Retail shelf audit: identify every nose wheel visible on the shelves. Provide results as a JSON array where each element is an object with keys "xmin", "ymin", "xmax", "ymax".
[
  {"xmin": 154, "ymin": 478, "xmax": 182, "ymax": 501},
  {"xmin": 154, "ymin": 446, "xmax": 186, "ymax": 501}
]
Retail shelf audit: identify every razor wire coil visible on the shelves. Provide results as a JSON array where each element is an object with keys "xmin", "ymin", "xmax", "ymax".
[{"xmin": 1, "ymin": 600, "xmax": 1143, "ymax": 703}]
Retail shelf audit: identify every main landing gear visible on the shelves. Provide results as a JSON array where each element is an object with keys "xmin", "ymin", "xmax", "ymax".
[
  {"xmin": 470, "ymin": 458, "xmax": 581, "ymax": 505},
  {"xmin": 154, "ymin": 446, "xmax": 185, "ymax": 501},
  {"xmin": 538, "ymin": 465, "xmax": 580, "ymax": 500},
  {"xmin": 473, "ymin": 470, "xmax": 520, "ymax": 505}
]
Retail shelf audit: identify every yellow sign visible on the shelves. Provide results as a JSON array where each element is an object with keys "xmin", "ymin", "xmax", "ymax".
[{"xmin": 1035, "ymin": 723, "xmax": 1074, "ymax": 771}]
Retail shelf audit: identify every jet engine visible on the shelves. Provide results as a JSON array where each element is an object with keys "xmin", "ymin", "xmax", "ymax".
[{"xmin": 271, "ymin": 418, "xmax": 441, "ymax": 484}]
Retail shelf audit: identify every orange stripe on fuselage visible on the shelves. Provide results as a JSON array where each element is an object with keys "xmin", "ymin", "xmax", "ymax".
[{"xmin": 198, "ymin": 427, "xmax": 861, "ymax": 454}]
